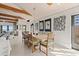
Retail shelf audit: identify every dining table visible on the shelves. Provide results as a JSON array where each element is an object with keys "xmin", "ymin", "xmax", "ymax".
[
  {"xmin": 32, "ymin": 34, "xmax": 48, "ymax": 51},
  {"xmin": 26, "ymin": 32, "xmax": 54, "ymax": 54}
]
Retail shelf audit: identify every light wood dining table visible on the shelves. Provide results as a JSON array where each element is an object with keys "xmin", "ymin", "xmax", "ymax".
[
  {"xmin": 32, "ymin": 34, "xmax": 48, "ymax": 53},
  {"xmin": 33, "ymin": 34, "xmax": 47, "ymax": 41}
]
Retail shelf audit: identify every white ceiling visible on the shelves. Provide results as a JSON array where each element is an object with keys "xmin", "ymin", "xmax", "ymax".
[{"xmin": 0, "ymin": 3, "xmax": 79, "ymax": 20}]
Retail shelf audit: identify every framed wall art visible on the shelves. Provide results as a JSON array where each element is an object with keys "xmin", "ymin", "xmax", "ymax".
[
  {"xmin": 16, "ymin": 25, "xmax": 18, "ymax": 30},
  {"xmin": 31, "ymin": 23, "xmax": 34, "ymax": 33},
  {"xmin": 53, "ymin": 16, "xmax": 66, "ymax": 31},
  {"xmin": 39, "ymin": 21, "xmax": 44, "ymax": 31},
  {"xmin": 45, "ymin": 18, "xmax": 51, "ymax": 31},
  {"xmin": 35, "ymin": 23, "xmax": 38, "ymax": 31}
]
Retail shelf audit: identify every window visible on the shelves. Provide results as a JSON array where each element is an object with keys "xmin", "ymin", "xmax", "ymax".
[
  {"xmin": 2, "ymin": 25, "xmax": 13, "ymax": 32},
  {"xmin": 74, "ymin": 15, "xmax": 79, "ymax": 26},
  {"xmin": 2, "ymin": 25, "xmax": 7, "ymax": 32},
  {"xmin": 9, "ymin": 25, "xmax": 13, "ymax": 32}
]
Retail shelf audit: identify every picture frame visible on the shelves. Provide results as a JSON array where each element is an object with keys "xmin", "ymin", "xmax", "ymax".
[
  {"xmin": 39, "ymin": 21, "xmax": 44, "ymax": 31},
  {"xmin": 16, "ymin": 25, "xmax": 18, "ymax": 29},
  {"xmin": 45, "ymin": 18, "xmax": 51, "ymax": 31},
  {"xmin": 53, "ymin": 16, "xmax": 66, "ymax": 31},
  {"xmin": 31, "ymin": 23, "xmax": 34, "ymax": 34},
  {"xmin": 35, "ymin": 23, "xmax": 38, "ymax": 31}
]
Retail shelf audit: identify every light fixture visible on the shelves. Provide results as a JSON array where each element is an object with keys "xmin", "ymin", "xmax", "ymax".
[
  {"xmin": 27, "ymin": 20, "xmax": 30, "ymax": 22},
  {"xmin": 47, "ymin": 3, "xmax": 53, "ymax": 6}
]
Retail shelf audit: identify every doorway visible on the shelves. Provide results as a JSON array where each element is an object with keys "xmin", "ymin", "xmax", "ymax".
[{"xmin": 71, "ymin": 14, "xmax": 79, "ymax": 50}]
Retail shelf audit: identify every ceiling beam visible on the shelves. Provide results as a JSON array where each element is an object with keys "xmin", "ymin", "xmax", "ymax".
[
  {"xmin": 0, "ymin": 20, "xmax": 17, "ymax": 23},
  {"xmin": 0, "ymin": 3, "xmax": 32, "ymax": 16},
  {"xmin": 0, "ymin": 13, "xmax": 24, "ymax": 19},
  {"xmin": 0, "ymin": 17, "xmax": 18, "ymax": 21},
  {"xmin": 0, "ymin": 20, "xmax": 17, "ymax": 22}
]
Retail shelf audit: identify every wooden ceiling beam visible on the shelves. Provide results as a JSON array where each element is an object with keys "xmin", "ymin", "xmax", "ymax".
[
  {"xmin": 0, "ymin": 19, "xmax": 17, "ymax": 23},
  {"xmin": 0, "ymin": 20, "xmax": 17, "ymax": 23},
  {"xmin": 0, "ymin": 3, "xmax": 32, "ymax": 16},
  {"xmin": 0, "ymin": 17, "xmax": 18, "ymax": 21},
  {"xmin": 0, "ymin": 13, "xmax": 24, "ymax": 19}
]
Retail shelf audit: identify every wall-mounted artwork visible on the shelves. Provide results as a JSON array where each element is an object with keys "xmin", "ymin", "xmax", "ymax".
[
  {"xmin": 31, "ymin": 23, "xmax": 34, "ymax": 33},
  {"xmin": 35, "ymin": 23, "xmax": 38, "ymax": 31},
  {"xmin": 45, "ymin": 18, "xmax": 51, "ymax": 31},
  {"xmin": 17, "ymin": 25, "xmax": 18, "ymax": 29},
  {"xmin": 39, "ymin": 21, "xmax": 44, "ymax": 31},
  {"xmin": 53, "ymin": 16, "xmax": 66, "ymax": 31}
]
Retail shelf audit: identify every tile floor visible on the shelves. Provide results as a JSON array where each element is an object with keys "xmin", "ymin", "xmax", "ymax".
[
  {"xmin": 10, "ymin": 37, "xmax": 79, "ymax": 56},
  {"xmin": 49, "ymin": 45, "xmax": 79, "ymax": 56}
]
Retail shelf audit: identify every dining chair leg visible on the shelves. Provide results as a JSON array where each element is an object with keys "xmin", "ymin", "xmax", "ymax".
[
  {"xmin": 32, "ymin": 45, "xmax": 37, "ymax": 53},
  {"xmin": 39, "ymin": 43, "xmax": 41, "ymax": 51},
  {"xmin": 32, "ymin": 45, "xmax": 34, "ymax": 53},
  {"xmin": 51, "ymin": 40, "xmax": 54, "ymax": 51},
  {"xmin": 46, "ymin": 47, "xmax": 48, "ymax": 56}
]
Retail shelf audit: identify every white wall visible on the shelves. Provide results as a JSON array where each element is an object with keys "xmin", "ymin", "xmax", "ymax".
[
  {"xmin": 17, "ymin": 5, "xmax": 79, "ymax": 49},
  {"xmin": 16, "ymin": 19, "xmax": 27, "ymax": 45},
  {"xmin": 30, "ymin": 5, "xmax": 79, "ymax": 49},
  {"xmin": 52, "ymin": 5, "xmax": 79, "ymax": 49}
]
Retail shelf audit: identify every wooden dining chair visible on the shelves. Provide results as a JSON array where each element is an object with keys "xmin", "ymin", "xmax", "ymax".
[
  {"xmin": 28, "ymin": 33, "xmax": 40, "ymax": 53},
  {"xmin": 27, "ymin": 33, "xmax": 32, "ymax": 48},
  {"xmin": 40, "ymin": 32, "xmax": 54, "ymax": 56},
  {"xmin": 23, "ymin": 32, "xmax": 30, "ymax": 45}
]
